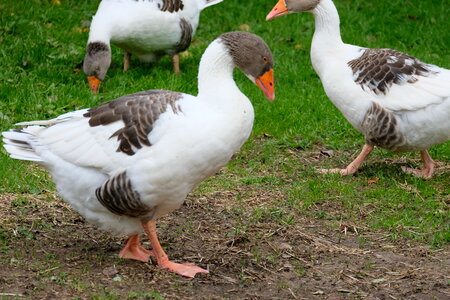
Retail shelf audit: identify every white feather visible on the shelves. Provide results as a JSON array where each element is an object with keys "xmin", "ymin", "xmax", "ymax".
[{"xmin": 200, "ymin": 0, "xmax": 223, "ymax": 9}]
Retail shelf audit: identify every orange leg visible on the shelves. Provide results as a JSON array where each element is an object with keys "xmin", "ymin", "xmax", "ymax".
[
  {"xmin": 172, "ymin": 54, "xmax": 180, "ymax": 75},
  {"xmin": 118, "ymin": 233, "xmax": 153, "ymax": 262},
  {"xmin": 401, "ymin": 150, "xmax": 436, "ymax": 179},
  {"xmin": 142, "ymin": 220, "xmax": 208, "ymax": 278},
  {"xmin": 320, "ymin": 144, "xmax": 374, "ymax": 176}
]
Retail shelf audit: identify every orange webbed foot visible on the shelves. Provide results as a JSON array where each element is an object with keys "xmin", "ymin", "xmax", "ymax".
[
  {"xmin": 318, "ymin": 167, "xmax": 355, "ymax": 176},
  {"xmin": 118, "ymin": 234, "xmax": 153, "ymax": 262},
  {"xmin": 401, "ymin": 166, "xmax": 434, "ymax": 179},
  {"xmin": 158, "ymin": 260, "xmax": 208, "ymax": 278}
]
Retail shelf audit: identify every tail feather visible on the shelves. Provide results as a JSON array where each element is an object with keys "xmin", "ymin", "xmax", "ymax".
[
  {"xmin": 201, "ymin": 0, "xmax": 223, "ymax": 9},
  {"xmin": 2, "ymin": 129, "xmax": 43, "ymax": 162}
]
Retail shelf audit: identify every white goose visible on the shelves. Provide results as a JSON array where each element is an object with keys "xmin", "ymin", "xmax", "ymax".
[
  {"xmin": 267, "ymin": 0, "xmax": 450, "ymax": 178},
  {"xmin": 83, "ymin": 0, "xmax": 223, "ymax": 93},
  {"xmin": 3, "ymin": 31, "xmax": 275, "ymax": 278}
]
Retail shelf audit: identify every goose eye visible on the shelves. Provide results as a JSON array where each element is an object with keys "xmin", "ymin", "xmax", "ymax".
[{"xmin": 262, "ymin": 57, "xmax": 268, "ymax": 63}]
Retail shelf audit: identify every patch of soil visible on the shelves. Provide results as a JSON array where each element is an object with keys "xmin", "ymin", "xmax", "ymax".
[{"xmin": 0, "ymin": 191, "xmax": 449, "ymax": 299}]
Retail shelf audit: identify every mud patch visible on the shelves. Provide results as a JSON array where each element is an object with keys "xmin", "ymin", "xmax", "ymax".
[{"xmin": 0, "ymin": 190, "xmax": 448, "ymax": 299}]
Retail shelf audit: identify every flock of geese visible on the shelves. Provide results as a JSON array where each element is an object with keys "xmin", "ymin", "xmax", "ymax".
[{"xmin": 2, "ymin": 0, "xmax": 449, "ymax": 278}]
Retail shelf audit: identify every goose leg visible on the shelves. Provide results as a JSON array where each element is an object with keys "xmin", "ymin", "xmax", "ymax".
[
  {"xmin": 142, "ymin": 220, "xmax": 208, "ymax": 278},
  {"xmin": 123, "ymin": 51, "xmax": 131, "ymax": 72},
  {"xmin": 319, "ymin": 144, "xmax": 374, "ymax": 176},
  {"xmin": 401, "ymin": 150, "xmax": 435, "ymax": 179},
  {"xmin": 118, "ymin": 233, "xmax": 153, "ymax": 262},
  {"xmin": 172, "ymin": 54, "xmax": 180, "ymax": 75}
]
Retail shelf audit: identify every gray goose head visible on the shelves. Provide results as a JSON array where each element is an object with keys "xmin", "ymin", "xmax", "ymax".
[
  {"xmin": 219, "ymin": 31, "xmax": 275, "ymax": 101},
  {"xmin": 266, "ymin": 0, "xmax": 320, "ymax": 20},
  {"xmin": 82, "ymin": 42, "xmax": 111, "ymax": 93}
]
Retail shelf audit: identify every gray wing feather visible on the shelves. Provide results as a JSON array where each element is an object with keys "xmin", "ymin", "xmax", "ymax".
[
  {"xmin": 348, "ymin": 48, "xmax": 436, "ymax": 95},
  {"xmin": 96, "ymin": 171, "xmax": 155, "ymax": 221},
  {"xmin": 84, "ymin": 89, "xmax": 182, "ymax": 156}
]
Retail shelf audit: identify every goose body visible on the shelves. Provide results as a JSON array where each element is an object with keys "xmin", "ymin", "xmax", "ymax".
[
  {"xmin": 3, "ymin": 31, "xmax": 275, "ymax": 277},
  {"xmin": 9, "ymin": 89, "xmax": 253, "ymax": 236},
  {"xmin": 83, "ymin": 0, "xmax": 223, "ymax": 92},
  {"xmin": 267, "ymin": 0, "xmax": 450, "ymax": 177}
]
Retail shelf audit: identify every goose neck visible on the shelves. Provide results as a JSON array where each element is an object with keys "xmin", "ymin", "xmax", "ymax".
[
  {"xmin": 197, "ymin": 40, "xmax": 238, "ymax": 97},
  {"xmin": 311, "ymin": 0, "xmax": 343, "ymax": 46}
]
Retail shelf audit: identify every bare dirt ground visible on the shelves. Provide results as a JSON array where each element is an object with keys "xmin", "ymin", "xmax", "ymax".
[{"xmin": 0, "ymin": 187, "xmax": 449, "ymax": 300}]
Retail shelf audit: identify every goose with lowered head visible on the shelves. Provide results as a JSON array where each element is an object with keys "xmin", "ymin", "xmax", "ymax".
[
  {"xmin": 3, "ymin": 31, "xmax": 275, "ymax": 278},
  {"xmin": 267, "ymin": 0, "xmax": 450, "ymax": 178},
  {"xmin": 83, "ymin": 0, "xmax": 223, "ymax": 93}
]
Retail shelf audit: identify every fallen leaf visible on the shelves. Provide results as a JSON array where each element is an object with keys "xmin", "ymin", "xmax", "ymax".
[
  {"xmin": 321, "ymin": 150, "xmax": 335, "ymax": 157},
  {"xmin": 367, "ymin": 177, "xmax": 379, "ymax": 184},
  {"xmin": 217, "ymin": 274, "xmax": 238, "ymax": 284},
  {"xmin": 313, "ymin": 290, "xmax": 324, "ymax": 295},
  {"xmin": 51, "ymin": 0, "xmax": 61, "ymax": 5},
  {"xmin": 371, "ymin": 278, "xmax": 386, "ymax": 284},
  {"xmin": 339, "ymin": 224, "xmax": 348, "ymax": 233},
  {"xmin": 179, "ymin": 50, "xmax": 192, "ymax": 59},
  {"xmin": 72, "ymin": 27, "xmax": 89, "ymax": 33},
  {"xmin": 239, "ymin": 24, "xmax": 251, "ymax": 31}
]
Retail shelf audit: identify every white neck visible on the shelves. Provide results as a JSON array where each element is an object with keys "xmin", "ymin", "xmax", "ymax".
[
  {"xmin": 88, "ymin": 9, "xmax": 112, "ymax": 44},
  {"xmin": 88, "ymin": 23, "xmax": 111, "ymax": 45},
  {"xmin": 197, "ymin": 40, "xmax": 241, "ymax": 100},
  {"xmin": 312, "ymin": 0, "xmax": 342, "ymax": 42},
  {"xmin": 310, "ymin": 0, "xmax": 344, "ymax": 70}
]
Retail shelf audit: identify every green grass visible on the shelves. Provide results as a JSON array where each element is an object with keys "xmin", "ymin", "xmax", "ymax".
[{"xmin": 0, "ymin": 0, "xmax": 449, "ymax": 249}]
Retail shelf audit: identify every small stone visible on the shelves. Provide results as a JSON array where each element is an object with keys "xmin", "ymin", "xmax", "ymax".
[
  {"xmin": 102, "ymin": 266, "xmax": 119, "ymax": 278},
  {"xmin": 278, "ymin": 242, "xmax": 293, "ymax": 251}
]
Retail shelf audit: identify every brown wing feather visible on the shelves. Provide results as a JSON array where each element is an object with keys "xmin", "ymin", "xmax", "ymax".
[
  {"xmin": 159, "ymin": 0, "xmax": 184, "ymax": 12},
  {"xmin": 348, "ymin": 48, "xmax": 435, "ymax": 95},
  {"xmin": 174, "ymin": 18, "xmax": 193, "ymax": 53},
  {"xmin": 84, "ymin": 90, "xmax": 182, "ymax": 156},
  {"xmin": 96, "ymin": 171, "xmax": 155, "ymax": 221}
]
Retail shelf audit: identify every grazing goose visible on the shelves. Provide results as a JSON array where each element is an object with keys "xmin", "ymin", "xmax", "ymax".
[
  {"xmin": 267, "ymin": 0, "xmax": 450, "ymax": 178},
  {"xmin": 3, "ymin": 31, "xmax": 275, "ymax": 278},
  {"xmin": 83, "ymin": 0, "xmax": 223, "ymax": 93}
]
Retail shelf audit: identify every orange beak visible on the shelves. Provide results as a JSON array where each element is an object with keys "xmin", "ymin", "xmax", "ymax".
[
  {"xmin": 87, "ymin": 76, "xmax": 101, "ymax": 93},
  {"xmin": 266, "ymin": 0, "xmax": 289, "ymax": 21},
  {"xmin": 255, "ymin": 68, "xmax": 275, "ymax": 101}
]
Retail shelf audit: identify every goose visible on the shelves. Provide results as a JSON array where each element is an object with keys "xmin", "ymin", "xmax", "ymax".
[
  {"xmin": 3, "ymin": 31, "xmax": 275, "ymax": 278},
  {"xmin": 267, "ymin": 0, "xmax": 450, "ymax": 178},
  {"xmin": 83, "ymin": 0, "xmax": 223, "ymax": 93}
]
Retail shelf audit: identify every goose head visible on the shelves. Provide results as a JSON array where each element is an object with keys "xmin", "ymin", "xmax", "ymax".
[
  {"xmin": 82, "ymin": 42, "xmax": 111, "ymax": 93},
  {"xmin": 219, "ymin": 31, "xmax": 275, "ymax": 101},
  {"xmin": 266, "ymin": 0, "xmax": 320, "ymax": 20}
]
